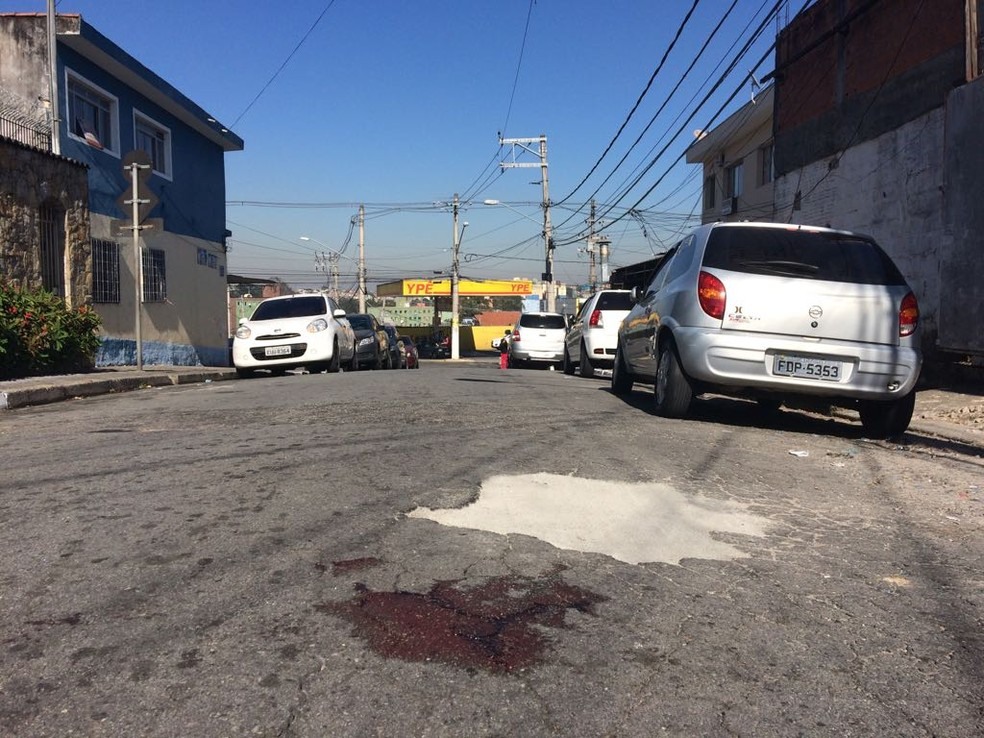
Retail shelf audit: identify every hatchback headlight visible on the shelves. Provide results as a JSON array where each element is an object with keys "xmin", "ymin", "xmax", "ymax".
[
  {"xmin": 235, "ymin": 325, "xmax": 251, "ymax": 339},
  {"xmin": 358, "ymin": 336, "xmax": 375, "ymax": 347},
  {"xmin": 307, "ymin": 318, "xmax": 329, "ymax": 333}
]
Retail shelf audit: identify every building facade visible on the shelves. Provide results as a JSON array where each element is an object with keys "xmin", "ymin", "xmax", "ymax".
[
  {"xmin": 771, "ymin": 0, "xmax": 982, "ymax": 356},
  {"xmin": 0, "ymin": 13, "xmax": 243, "ymax": 366}
]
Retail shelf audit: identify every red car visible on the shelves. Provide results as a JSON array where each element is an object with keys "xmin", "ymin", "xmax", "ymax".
[{"xmin": 397, "ymin": 336, "xmax": 420, "ymax": 369}]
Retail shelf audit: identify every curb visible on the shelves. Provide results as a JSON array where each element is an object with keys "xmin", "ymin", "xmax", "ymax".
[{"xmin": 0, "ymin": 370, "xmax": 237, "ymax": 411}]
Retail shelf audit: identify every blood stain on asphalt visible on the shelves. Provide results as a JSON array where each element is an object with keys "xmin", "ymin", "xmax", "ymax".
[{"xmin": 319, "ymin": 572, "xmax": 606, "ymax": 672}]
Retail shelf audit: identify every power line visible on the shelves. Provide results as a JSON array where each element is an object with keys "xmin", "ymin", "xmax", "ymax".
[{"xmin": 230, "ymin": 1, "xmax": 339, "ymax": 127}]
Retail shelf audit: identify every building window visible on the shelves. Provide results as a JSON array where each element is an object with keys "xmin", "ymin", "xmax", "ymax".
[
  {"xmin": 725, "ymin": 160, "xmax": 744, "ymax": 199},
  {"xmin": 134, "ymin": 111, "xmax": 172, "ymax": 178},
  {"xmin": 142, "ymin": 248, "xmax": 167, "ymax": 302},
  {"xmin": 66, "ymin": 71, "xmax": 118, "ymax": 154},
  {"xmin": 92, "ymin": 239, "xmax": 120, "ymax": 303},
  {"xmin": 703, "ymin": 176, "xmax": 716, "ymax": 210},
  {"xmin": 759, "ymin": 142, "xmax": 774, "ymax": 186},
  {"xmin": 39, "ymin": 203, "xmax": 65, "ymax": 297}
]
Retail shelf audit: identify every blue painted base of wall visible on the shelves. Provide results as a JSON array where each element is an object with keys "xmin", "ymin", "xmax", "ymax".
[{"xmin": 97, "ymin": 337, "xmax": 230, "ymax": 368}]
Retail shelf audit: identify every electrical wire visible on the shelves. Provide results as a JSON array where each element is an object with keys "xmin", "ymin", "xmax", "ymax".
[{"xmin": 230, "ymin": 1, "xmax": 339, "ymax": 127}]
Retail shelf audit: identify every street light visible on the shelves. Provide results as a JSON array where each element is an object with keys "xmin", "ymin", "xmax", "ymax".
[{"xmin": 483, "ymin": 199, "xmax": 554, "ymax": 311}]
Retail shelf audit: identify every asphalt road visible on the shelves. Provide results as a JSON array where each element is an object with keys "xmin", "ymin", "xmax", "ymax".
[{"xmin": 1, "ymin": 359, "xmax": 982, "ymax": 737}]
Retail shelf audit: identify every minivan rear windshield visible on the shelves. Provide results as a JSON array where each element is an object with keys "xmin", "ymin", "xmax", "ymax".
[
  {"xmin": 703, "ymin": 227, "xmax": 907, "ymax": 285},
  {"xmin": 251, "ymin": 296, "xmax": 327, "ymax": 320},
  {"xmin": 519, "ymin": 314, "xmax": 566, "ymax": 330}
]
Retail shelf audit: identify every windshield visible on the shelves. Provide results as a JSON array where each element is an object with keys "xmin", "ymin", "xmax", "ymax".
[
  {"xmin": 251, "ymin": 296, "xmax": 327, "ymax": 321},
  {"xmin": 348, "ymin": 315, "xmax": 374, "ymax": 330}
]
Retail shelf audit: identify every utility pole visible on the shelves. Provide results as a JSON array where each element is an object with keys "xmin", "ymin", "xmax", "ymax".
[
  {"xmin": 46, "ymin": 0, "xmax": 60, "ymax": 155},
  {"xmin": 315, "ymin": 251, "xmax": 339, "ymax": 300},
  {"xmin": 500, "ymin": 134, "xmax": 554, "ymax": 312},
  {"xmin": 450, "ymin": 193, "xmax": 461, "ymax": 360},
  {"xmin": 358, "ymin": 205, "xmax": 366, "ymax": 312},
  {"xmin": 587, "ymin": 200, "xmax": 597, "ymax": 292}
]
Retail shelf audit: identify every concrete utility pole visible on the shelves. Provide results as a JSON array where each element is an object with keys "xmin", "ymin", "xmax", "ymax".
[
  {"xmin": 500, "ymin": 134, "xmax": 555, "ymax": 312},
  {"xmin": 967, "ymin": 0, "xmax": 981, "ymax": 81},
  {"xmin": 46, "ymin": 0, "xmax": 60, "ymax": 155},
  {"xmin": 358, "ymin": 205, "xmax": 366, "ymax": 312},
  {"xmin": 450, "ymin": 194, "xmax": 467, "ymax": 361},
  {"xmin": 587, "ymin": 200, "xmax": 597, "ymax": 292}
]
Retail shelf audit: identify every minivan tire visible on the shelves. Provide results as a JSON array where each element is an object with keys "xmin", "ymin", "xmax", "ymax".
[
  {"xmin": 859, "ymin": 391, "xmax": 916, "ymax": 439},
  {"xmin": 654, "ymin": 338, "xmax": 692, "ymax": 418}
]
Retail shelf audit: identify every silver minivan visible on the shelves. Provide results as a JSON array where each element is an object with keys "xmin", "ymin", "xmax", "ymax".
[
  {"xmin": 612, "ymin": 222, "xmax": 922, "ymax": 437},
  {"xmin": 509, "ymin": 312, "xmax": 567, "ymax": 368}
]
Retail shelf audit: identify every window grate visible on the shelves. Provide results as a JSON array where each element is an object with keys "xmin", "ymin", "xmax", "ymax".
[
  {"xmin": 92, "ymin": 239, "xmax": 120, "ymax": 303},
  {"xmin": 142, "ymin": 248, "xmax": 167, "ymax": 302}
]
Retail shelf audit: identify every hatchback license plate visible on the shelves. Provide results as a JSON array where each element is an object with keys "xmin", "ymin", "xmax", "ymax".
[
  {"xmin": 265, "ymin": 345, "xmax": 292, "ymax": 357},
  {"xmin": 773, "ymin": 354, "xmax": 841, "ymax": 381}
]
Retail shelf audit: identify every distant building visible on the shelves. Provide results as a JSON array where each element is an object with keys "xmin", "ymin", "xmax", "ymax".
[{"xmin": 685, "ymin": 85, "xmax": 775, "ymax": 224}]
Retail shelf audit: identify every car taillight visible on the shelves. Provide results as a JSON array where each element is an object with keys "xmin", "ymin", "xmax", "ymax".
[
  {"xmin": 588, "ymin": 309, "xmax": 602, "ymax": 328},
  {"xmin": 512, "ymin": 329, "xmax": 520, "ymax": 342},
  {"xmin": 899, "ymin": 291, "xmax": 919, "ymax": 337},
  {"xmin": 697, "ymin": 271, "xmax": 726, "ymax": 320}
]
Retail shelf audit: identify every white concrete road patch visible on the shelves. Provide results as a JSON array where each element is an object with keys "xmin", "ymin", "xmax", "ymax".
[{"xmin": 409, "ymin": 473, "xmax": 771, "ymax": 565}]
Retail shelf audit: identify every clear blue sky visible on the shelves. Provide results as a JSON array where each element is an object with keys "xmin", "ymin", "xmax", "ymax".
[{"xmin": 10, "ymin": 0, "xmax": 790, "ymax": 290}]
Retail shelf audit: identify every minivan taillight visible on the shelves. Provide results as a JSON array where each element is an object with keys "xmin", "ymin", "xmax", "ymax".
[
  {"xmin": 697, "ymin": 271, "xmax": 726, "ymax": 320},
  {"xmin": 588, "ymin": 309, "xmax": 602, "ymax": 328},
  {"xmin": 899, "ymin": 291, "xmax": 919, "ymax": 337}
]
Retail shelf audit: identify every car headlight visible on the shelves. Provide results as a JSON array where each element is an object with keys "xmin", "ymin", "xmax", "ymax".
[
  {"xmin": 307, "ymin": 318, "xmax": 329, "ymax": 333},
  {"xmin": 235, "ymin": 325, "xmax": 251, "ymax": 339},
  {"xmin": 358, "ymin": 336, "xmax": 375, "ymax": 347}
]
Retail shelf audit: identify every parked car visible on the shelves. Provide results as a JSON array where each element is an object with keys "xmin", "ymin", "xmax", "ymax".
[
  {"xmin": 611, "ymin": 222, "xmax": 922, "ymax": 437},
  {"xmin": 382, "ymin": 325, "xmax": 403, "ymax": 369},
  {"xmin": 398, "ymin": 336, "xmax": 420, "ymax": 369},
  {"xmin": 564, "ymin": 289, "xmax": 634, "ymax": 378},
  {"xmin": 347, "ymin": 313, "xmax": 391, "ymax": 369},
  {"xmin": 232, "ymin": 293, "xmax": 356, "ymax": 378},
  {"xmin": 508, "ymin": 312, "xmax": 567, "ymax": 368}
]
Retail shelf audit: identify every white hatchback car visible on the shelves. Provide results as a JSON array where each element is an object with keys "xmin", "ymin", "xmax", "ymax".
[
  {"xmin": 564, "ymin": 289, "xmax": 634, "ymax": 378},
  {"xmin": 612, "ymin": 222, "xmax": 922, "ymax": 437},
  {"xmin": 232, "ymin": 293, "xmax": 356, "ymax": 378},
  {"xmin": 508, "ymin": 312, "xmax": 567, "ymax": 368}
]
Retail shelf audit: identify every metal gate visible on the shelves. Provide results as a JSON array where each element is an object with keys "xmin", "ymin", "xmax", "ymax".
[{"xmin": 38, "ymin": 203, "xmax": 65, "ymax": 298}]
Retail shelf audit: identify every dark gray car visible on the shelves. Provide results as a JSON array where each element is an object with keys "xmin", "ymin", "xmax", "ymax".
[{"xmin": 347, "ymin": 313, "xmax": 390, "ymax": 370}]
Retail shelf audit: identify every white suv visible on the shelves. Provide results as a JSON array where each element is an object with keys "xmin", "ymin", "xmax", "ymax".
[
  {"xmin": 564, "ymin": 290, "xmax": 634, "ymax": 378},
  {"xmin": 508, "ymin": 312, "xmax": 567, "ymax": 368}
]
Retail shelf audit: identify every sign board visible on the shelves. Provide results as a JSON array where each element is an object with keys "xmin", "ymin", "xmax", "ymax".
[
  {"xmin": 377, "ymin": 279, "xmax": 534, "ymax": 297},
  {"xmin": 116, "ymin": 150, "xmax": 159, "ymax": 224}
]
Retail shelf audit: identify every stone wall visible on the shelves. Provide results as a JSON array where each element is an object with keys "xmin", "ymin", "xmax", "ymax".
[{"xmin": 0, "ymin": 137, "xmax": 91, "ymax": 308}]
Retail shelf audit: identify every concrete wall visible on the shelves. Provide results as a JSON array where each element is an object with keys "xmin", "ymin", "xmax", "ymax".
[
  {"xmin": 0, "ymin": 137, "xmax": 91, "ymax": 308},
  {"xmin": 775, "ymin": 108, "xmax": 948, "ymax": 350},
  {"xmin": 940, "ymin": 76, "xmax": 984, "ymax": 355},
  {"xmin": 774, "ymin": 0, "xmax": 964, "ymax": 174},
  {"xmin": 91, "ymin": 213, "xmax": 229, "ymax": 366}
]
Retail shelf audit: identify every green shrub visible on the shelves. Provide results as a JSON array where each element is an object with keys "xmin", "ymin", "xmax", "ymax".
[{"xmin": 0, "ymin": 282, "xmax": 102, "ymax": 380}]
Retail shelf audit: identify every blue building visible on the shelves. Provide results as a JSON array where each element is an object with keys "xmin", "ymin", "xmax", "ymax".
[{"xmin": 0, "ymin": 12, "xmax": 243, "ymax": 366}]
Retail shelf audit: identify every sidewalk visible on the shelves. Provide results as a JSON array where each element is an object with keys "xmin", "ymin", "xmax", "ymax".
[{"xmin": 1, "ymin": 363, "xmax": 981, "ymax": 447}]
